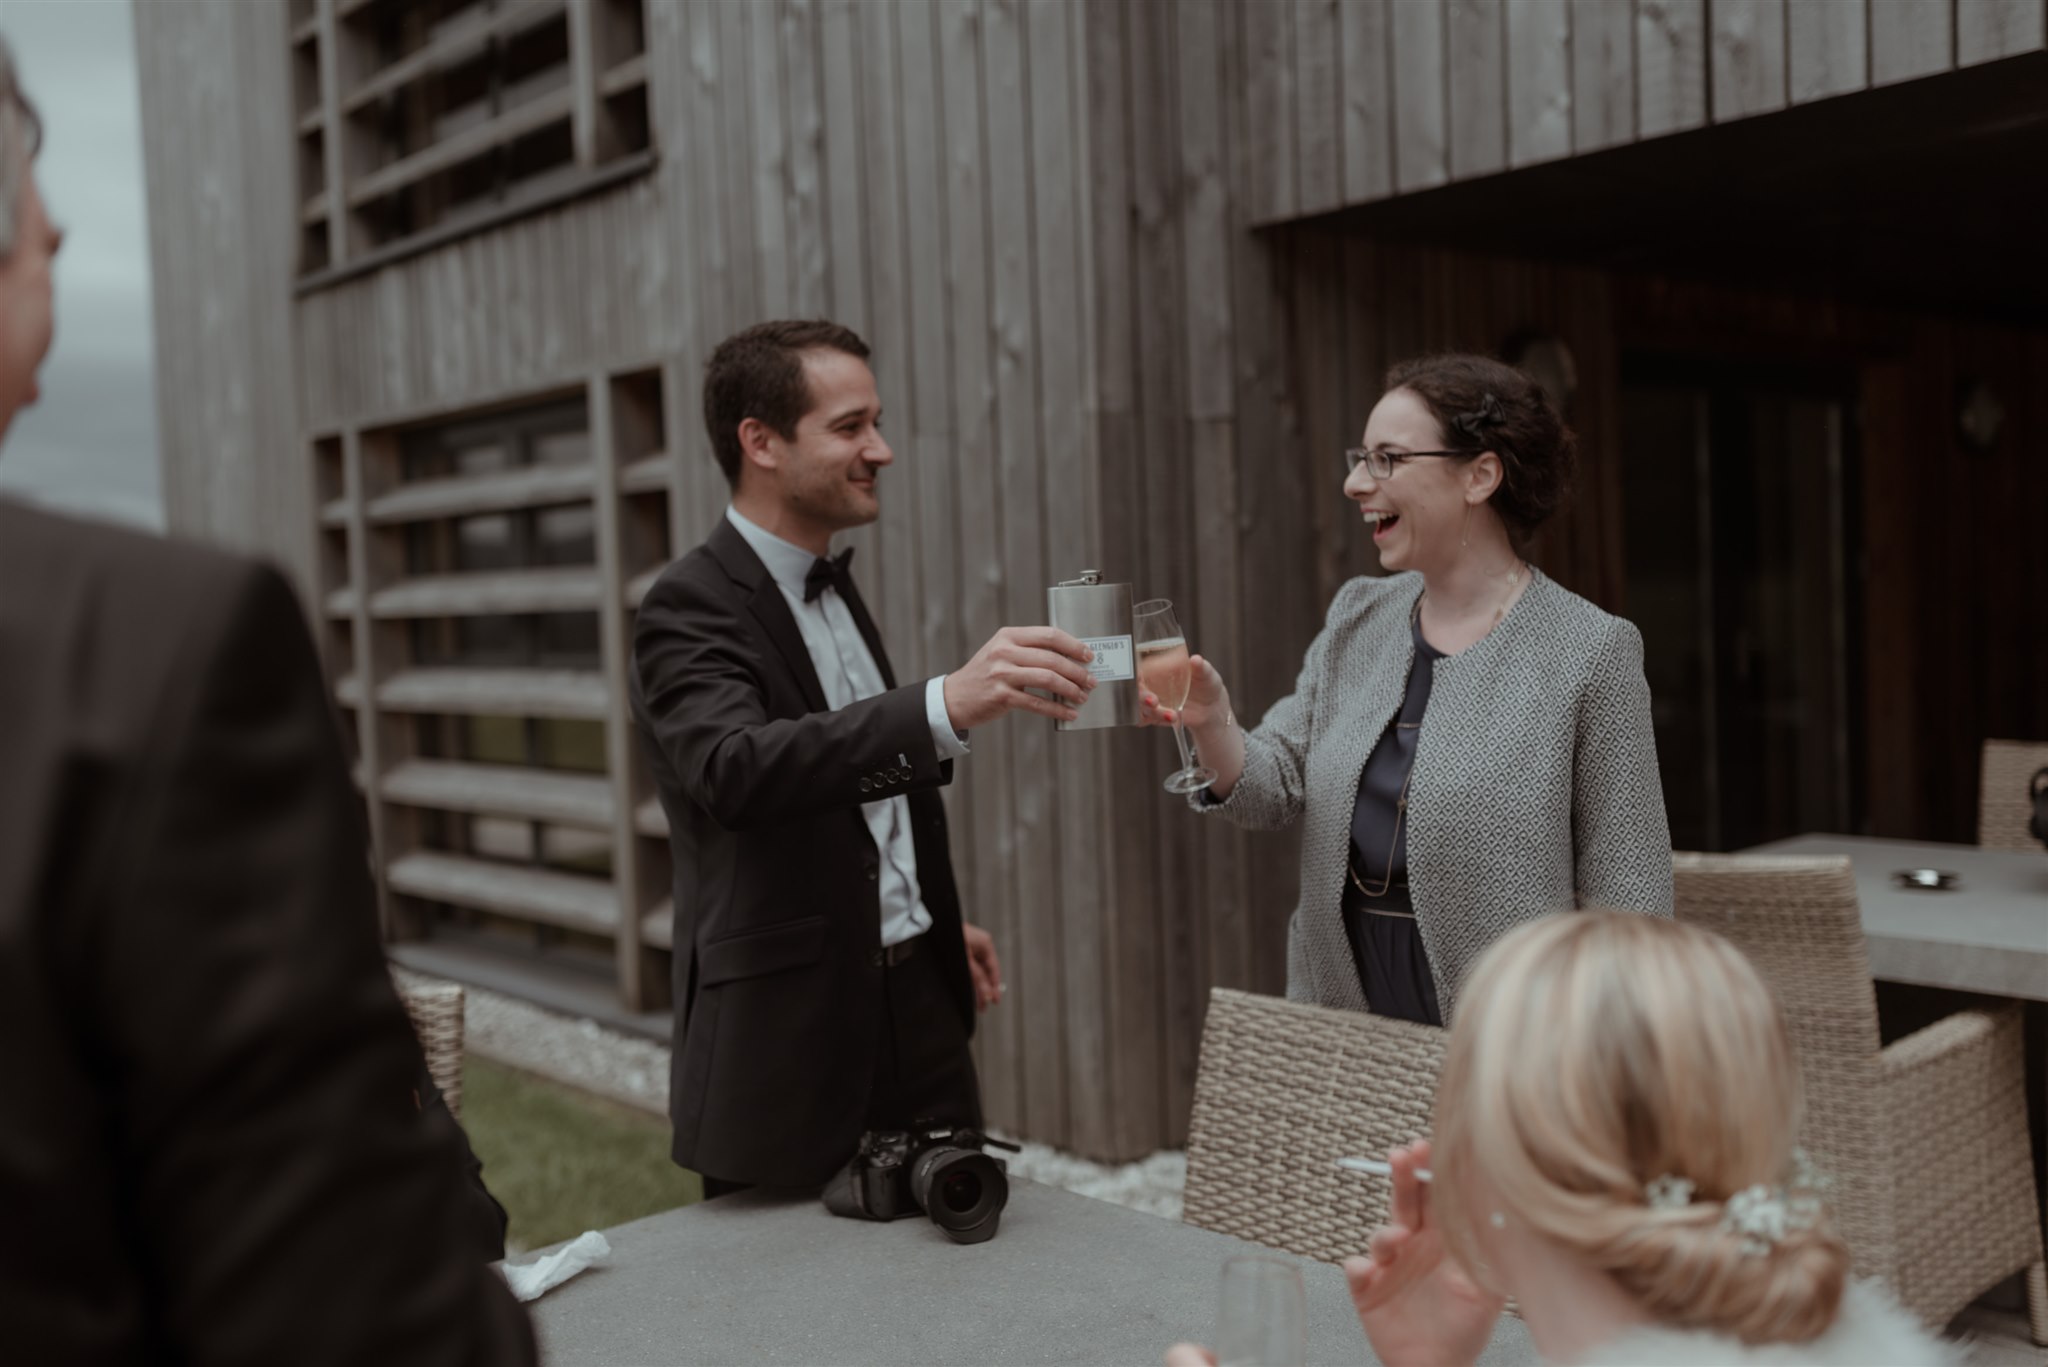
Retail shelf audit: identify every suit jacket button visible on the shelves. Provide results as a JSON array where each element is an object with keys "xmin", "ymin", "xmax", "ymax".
[{"xmin": 858, "ymin": 778, "xmax": 872, "ymax": 793}]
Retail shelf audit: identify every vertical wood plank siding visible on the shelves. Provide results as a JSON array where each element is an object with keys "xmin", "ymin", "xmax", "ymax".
[
  {"xmin": 1872, "ymin": 0, "xmax": 1956, "ymax": 84},
  {"xmin": 138, "ymin": 0, "xmax": 2048, "ymax": 1159},
  {"xmin": 1709, "ymin": 0, "xmax": 1789, "ymax": 122},
  {"xmin": 1507, "ymin": 0, "xmax": 1574, "ymax": 169},
  {"xmin": 1635, "ymin": 0, "xmax": 1710, "ymax": 139},
  {"xmin": 1958, "ymin": 0, "xmax": 2048, "ymax": 64}
]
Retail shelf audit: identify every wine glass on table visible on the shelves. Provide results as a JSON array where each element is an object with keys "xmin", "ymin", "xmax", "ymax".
[
  {"xmin": 1134, "ymin": 598, "xmax": 1217, "ymax": 795},
  {"xmin": 1215, "ymin": 1253, "xmax": 1308, "ymax": 1367}
]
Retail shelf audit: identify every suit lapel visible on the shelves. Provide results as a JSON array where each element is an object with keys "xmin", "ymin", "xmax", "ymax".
[{"xmin": 705, "ymin": 519, "xmax": 831, "ymax": 714}]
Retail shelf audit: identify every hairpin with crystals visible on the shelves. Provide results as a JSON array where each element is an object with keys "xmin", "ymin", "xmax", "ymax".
[{"xmin": 1642, "ymin": 1149, "xmax": 1828, "ymax": 1256}]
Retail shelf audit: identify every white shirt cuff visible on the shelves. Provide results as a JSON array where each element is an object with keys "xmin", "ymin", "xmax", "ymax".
[{"xmin": 926, "ymin": 675, "xmax": 970, "ymax": 759}]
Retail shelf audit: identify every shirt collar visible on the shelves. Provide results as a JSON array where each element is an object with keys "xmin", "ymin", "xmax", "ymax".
[{"xmin": 725, "ymin": 505, "xmax": 828, "ymax": 601}]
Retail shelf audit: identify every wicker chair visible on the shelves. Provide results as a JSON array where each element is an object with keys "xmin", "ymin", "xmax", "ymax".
[
  {"xmin": 1183, "ymin": 988, "xmax": 1446, "ymax": 1264},
  {"xmin": 395, "ymin": 977, "xmax": 467, "ymax": 1121},
  {"xmin": 1979, "ymin": 738, "xmax": 2048, "ymax": 852},
  {"xmin": 1674, "ymin": 853, "xmax": 2046, "ymax": 1342}
]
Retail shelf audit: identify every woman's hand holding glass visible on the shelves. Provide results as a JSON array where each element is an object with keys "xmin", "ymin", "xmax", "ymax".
[
  {"xmin": 1137, "ymin": 647, "xmax": 1243, "ymax": 798},
  {"xmin": 1340, "ymin": 1141, "xmax": 1504, "ymax": 1367},
  {"xmin": 1137, "ymin": 651, "xmax": 1227, "ymax": 731}
]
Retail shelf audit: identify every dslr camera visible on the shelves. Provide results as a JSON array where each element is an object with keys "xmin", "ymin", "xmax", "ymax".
[{"xmin": 822, "ymin": 1123, "xmax": 1020, "ymax": 1244}]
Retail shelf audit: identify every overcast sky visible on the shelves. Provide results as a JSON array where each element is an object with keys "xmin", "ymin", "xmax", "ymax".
[{"xmin": 0, "ymin": 0, "xmax": 160, "ymax": 530}]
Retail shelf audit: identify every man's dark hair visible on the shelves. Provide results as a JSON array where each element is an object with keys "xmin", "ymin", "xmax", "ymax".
[{"xmin": 702, "ymin": 319, "xmax": 871, "ymax": 487}]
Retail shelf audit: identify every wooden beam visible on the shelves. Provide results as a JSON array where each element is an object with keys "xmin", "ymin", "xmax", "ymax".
[
  {"xmin": 365, "ymin": 566, "xmax": 603, "ymax": 618},
  {"xmin": 568, "ymin": 0, "xmax": 603, "ymax": 167},
  {"xmin": 634, "ymin": 797, "xmax": 667, "ymax": 837},
  {"xmin": 348, "ymin": 86, "xmax": 575, "ymax": 208},
  {"xmin": 640, "ymin": 898, "xmax": 673, "ymax": 949},
  {"xmin": 382, "ymin": 758, "xmax": 616, "ymax": 826},
  {"xmin": 364, "ymin": 461, "xmax": 594, "ymax": 524},
  {"xmin": 617, "ymin": 451, "xmax": 670, "ymax": 494},
  {"xmin": 315, "ymin": 0, "xmax": 347, "ymax": 265},
  {"xmin": 364, "ymin": 667, "xmax": 610, "ymax": 719},
  {"xmin": 600, "ymin": 53, "xmax": 649, "ymax": 100},
  {"xmin": 343, "ymin": 0, "xmax": 566, "ymax": 116},
  {"xmin": 341, "ymin": 427, "xmax": 393, "ymax": 935},
  {"xmin": 385, "ymin": 850, "xmax": 619, "ymax": 937},
  {"xmin": 591, "ymin": 372, "xmax": 658, "ymax": 1011}
]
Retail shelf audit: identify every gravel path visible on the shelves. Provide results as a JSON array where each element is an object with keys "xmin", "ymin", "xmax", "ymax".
[{"xmin": 402, "ymin": 969, "xmax": 1187, "ymax": 1221}]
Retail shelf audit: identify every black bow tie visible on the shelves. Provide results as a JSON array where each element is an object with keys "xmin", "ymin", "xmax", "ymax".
[{"xmin": 804, "ymin": 547, "xmax": 855, "ymax": 603}]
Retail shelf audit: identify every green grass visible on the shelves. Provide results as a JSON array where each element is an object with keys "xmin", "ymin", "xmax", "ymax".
[{"xmin": 463, "ymin": 1056, "xmax": 701, "ymax": 1253}]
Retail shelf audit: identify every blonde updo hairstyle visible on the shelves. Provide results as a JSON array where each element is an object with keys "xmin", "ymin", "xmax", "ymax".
[{"xmin": 1431, "ymin": 912, "xmax": 1850, "ymax": 1346}]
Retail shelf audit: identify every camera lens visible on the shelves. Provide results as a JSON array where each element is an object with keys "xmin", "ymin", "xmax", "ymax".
[
  {"xmin": 909, "ymin": 1146, "xmax": 1008, "ymax": 1244},
  {"xmin": 939, "ymin": 1168, "xmax": 981, "ymax": 1214}
]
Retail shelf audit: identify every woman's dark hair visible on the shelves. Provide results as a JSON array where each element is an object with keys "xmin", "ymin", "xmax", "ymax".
[
  {"xmin": 702, "ymin": 319, "xmax": 872, "ymax": 486},
  {"xmin": 1383, "ymin": 353, "xmax": 1577, "ymax": 543}
]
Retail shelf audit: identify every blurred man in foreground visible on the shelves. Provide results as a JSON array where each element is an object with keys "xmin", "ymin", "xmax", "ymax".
[{"xmin": 0, "ymin": 37, "xmax": 534, "ymax": 1365}]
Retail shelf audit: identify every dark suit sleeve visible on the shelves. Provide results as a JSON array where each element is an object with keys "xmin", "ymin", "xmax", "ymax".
[
  {"xmin": 90, "ymin": 564, "xmax": 535, "ymax": 1367},
  {"xmin": 634, "ymin": 570, "xmax": 951, "ymax": 831}
]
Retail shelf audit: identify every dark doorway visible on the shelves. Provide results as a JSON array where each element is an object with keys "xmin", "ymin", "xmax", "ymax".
[{"xmin": 1620, "ymin": 356, "xmax": 1863, "ymax": 852}]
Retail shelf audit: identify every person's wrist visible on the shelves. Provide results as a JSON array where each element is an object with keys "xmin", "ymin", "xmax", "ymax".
[{"xmin": 1189, "ymin": 698, "xmax": 1235, "ymax": 741}]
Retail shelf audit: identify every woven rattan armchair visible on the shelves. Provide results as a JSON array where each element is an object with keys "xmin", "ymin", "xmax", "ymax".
[
  {"xmin": 1674, "ymin": 853, "xmax": 2046, "ymax": 1342},
  {"xmin": 1979, "ymin": 739, "xmax": 2048, "ymax": 852},
  {"xmin": 1183, "ymin": 988, "xmax": 1446, "ymax": 1264},
  {"xmin": 396, "ymin": 977, "xmax": 467, "ymax": 1121}
]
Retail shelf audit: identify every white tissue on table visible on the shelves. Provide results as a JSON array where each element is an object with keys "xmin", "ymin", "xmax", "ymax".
[{"xmin": 500, "ymin": 1230, "xmax": 611, "ymax": 1303}]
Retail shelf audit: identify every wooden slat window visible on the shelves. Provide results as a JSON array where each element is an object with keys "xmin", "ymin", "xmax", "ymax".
[
  {"xmin": 291, "ymin": 0, "xmax": 650, "ymax": 275},
  {"xmin": 348, "ymin": 391, "xmax": 626, "ymax": 950}
]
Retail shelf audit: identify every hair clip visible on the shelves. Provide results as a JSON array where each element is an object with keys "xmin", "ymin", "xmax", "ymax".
[
  {"xmin": 1644, "ymin": 1174, "xmax": 1695, "ymax": 1210},
  {"xmin": 1450, "ymin": 393, "xmax": 1507, "ymax": 445}
]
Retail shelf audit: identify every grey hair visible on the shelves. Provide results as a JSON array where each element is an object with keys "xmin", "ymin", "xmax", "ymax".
[{"xmin": 0, "ymin": 35, "xmax": 43, "ymax": 261}]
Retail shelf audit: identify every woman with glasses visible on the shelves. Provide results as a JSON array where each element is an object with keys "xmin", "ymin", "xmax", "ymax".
[{"xmin": 1141, "ymin": 353, "xmax": 1672, "ymax": 1024}]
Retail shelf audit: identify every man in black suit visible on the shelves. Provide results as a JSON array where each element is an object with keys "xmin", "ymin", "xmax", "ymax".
[
  {"xmin": 0, "ymin": 43, "xmax": 534, "ymax": 1364},
  {"xmin": 632, "ymin": 319, "xmax": 1096, "ymax": 1192}
]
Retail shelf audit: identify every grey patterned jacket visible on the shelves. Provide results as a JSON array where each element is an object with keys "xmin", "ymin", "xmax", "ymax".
[{"xmin": 1197, "ymin": 568, "xmax": 1673, "ymax": 1020}]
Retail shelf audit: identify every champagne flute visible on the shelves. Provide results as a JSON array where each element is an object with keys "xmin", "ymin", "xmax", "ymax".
[
  {"xmin": 1134, "ymin": 598, "xmax": 1217, "ymax": 795},
  {"xmin": 1215, "ymin": 1254, "xmax": 1308, "ymax": 1367}
]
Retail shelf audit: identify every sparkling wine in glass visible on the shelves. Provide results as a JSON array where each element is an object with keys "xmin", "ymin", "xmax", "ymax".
[
  {"xmin": 1215, "ymin": 1253, "xmax": 1308, "ymax": 1367},
  {"xmin": 1134, "ymin": 598, "xmax": 1217, "ymax": 795}
]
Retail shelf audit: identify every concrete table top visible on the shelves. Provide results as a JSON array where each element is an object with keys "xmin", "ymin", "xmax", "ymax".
[
  {"xmin": 529, "ymin": 1178, "xmax": 1537, "ymax": 1366},
  {"xmin": 1744, "ymin": 834, "xmax": 2048, "ymax": 1001}
]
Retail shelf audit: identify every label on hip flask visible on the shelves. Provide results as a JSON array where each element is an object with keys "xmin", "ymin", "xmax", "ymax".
[{"xmin": 1080, "ymin": 635, "xmax": 1135, "ymax": 682}]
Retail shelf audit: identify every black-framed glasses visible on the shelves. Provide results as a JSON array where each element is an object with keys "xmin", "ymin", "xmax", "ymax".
[{"xmin": 1341, "ymin": 447, "xmax": 1476, "ymax": 479}]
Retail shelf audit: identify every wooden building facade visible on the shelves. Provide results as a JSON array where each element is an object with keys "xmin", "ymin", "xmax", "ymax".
[{"xmin": 134, "ymin": 0, "xmax": 2048, "ymax": 1160}]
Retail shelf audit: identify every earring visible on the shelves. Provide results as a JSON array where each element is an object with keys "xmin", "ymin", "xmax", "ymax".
[{"xmin": 1460, "ymin": 501, "xmax": 1472, "ymax": 549}]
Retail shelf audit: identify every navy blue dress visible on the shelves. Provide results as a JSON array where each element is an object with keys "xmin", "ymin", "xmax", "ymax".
[{"xmin": 1338, "ymin": 606, "xmax": 1444, "ymax": 1026}]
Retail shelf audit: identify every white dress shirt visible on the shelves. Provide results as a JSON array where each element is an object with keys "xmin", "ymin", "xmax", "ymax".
[{"xmin": 726, "ymin": 507, "xmax": 968, "ymax": 947}]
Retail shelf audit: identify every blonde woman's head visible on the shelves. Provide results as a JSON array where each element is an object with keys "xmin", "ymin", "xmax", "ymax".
[{"xmin": 1431, "ymin": 911, "xmax": 1849, "ymax": 1345}]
